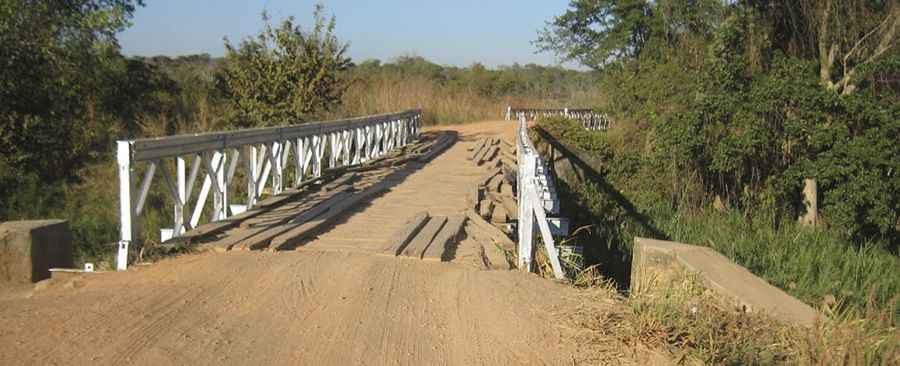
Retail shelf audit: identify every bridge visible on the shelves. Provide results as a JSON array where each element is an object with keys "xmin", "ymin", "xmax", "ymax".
[
  {"xmin": 111, "ymin": 108, "xmax": 570, "ymax": 277},
  {"xmin": 0, "ymin": 110, "xmax": 621, "ymax": 365}
]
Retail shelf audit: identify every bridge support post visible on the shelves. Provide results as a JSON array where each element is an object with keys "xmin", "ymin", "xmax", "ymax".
[
  {"xmin": 116, "ymin": 141, "xmax": 135, "ymax": 271},
  {"xmin": 215, "ymin": 151, "xmax": 227, "ymax": 220},
  {"xmin": 245, "ymin": 146, "xmax": 258, "ymax": 209},
  {"xmin": 272, "ymin": 142, "xmax": 284, "ymax": 195},
  {"xmin": 312, "ymin": 135, "xmax": 324, "ymax": 177},
  {"xmin": 294, "ymin": 138, "xmax": 305, "ymax": 186},
  {"xmin": 174, "ymin": 156, "xmax": 186, "ymax": 236}
]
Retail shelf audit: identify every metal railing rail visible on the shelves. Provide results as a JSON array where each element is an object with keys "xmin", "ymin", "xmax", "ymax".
[
  {"xmin": 116, "ymin": 109, "xmax": 422, "ymax": 270},
  {"xmin": 505, "ymin": 106, "xmax": 611, "ymax": 130},
  {"xmin": 515, "ymin": 115, "xmax": 565, "ymax": 279}
]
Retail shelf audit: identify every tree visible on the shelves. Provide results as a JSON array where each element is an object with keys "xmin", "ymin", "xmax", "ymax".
[
  {"xmin": 0, "ymin": 0, "xmax": 144, "ymax": 181},
  {"xmin": 748, "ymin": 0, "xmax": 900, "ymax": 95},
  {"xmin": 535, "ymin": 0, "xmax": 655, "ymax": 69},
  {"xmin": 218, "ymin": 5, "xmax": 352, "ymax": 128}
]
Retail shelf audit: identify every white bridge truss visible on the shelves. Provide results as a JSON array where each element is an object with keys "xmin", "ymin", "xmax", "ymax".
[
  {"xmin": 515, "ymin": 115, "xmax": 566, "ymax": 279},
  {"xmin": 116, "ymin": 110, "xmax": 422, "ymax": 270},
  {"xmin": 506, "ymin": 106, "xmax": 612, "ymax": 131}
]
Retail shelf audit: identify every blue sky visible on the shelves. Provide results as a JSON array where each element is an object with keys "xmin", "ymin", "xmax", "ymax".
[{"xmin": 119, "ymin": 0, "xmax": 575, "ymax": 68}]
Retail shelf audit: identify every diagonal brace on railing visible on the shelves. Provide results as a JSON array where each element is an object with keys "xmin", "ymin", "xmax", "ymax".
[{"xmin": 115, "ymin": 110, "xmax": 422, "ymax": 271}]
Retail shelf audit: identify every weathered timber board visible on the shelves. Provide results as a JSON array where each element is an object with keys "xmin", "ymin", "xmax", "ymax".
[
  {"xmin": 464, "ymin": 209, "xmax": 515, "ymax": 251},
  {"xmin": 239, "ymin": 174, "xmax": 357, "ymax": 228},
  {"xmin": 472, "ymin": 141, "xmax": 492, "ymax": 162},
  {"xmin": 401, "ymin": 216, "xmax": 447, "ymax": 258},
  {"xmin": 468, "ymin": 139, "xmax": 488, "ymax": 160},
  {"xmin": 490, "ymin": 204, "xmax": 508, "ymax": 223},
  {"xmin": 488, "ymin": 191, "xmax": 518, "ymax": 221},
  {"xmin": 230, "ymin": 190, "xmax": 352, "ymax": 251},
  {"xmin": 417, "ymin": 133, "xmax": 456, "ymax": 162},
  {"xmin": 478, "ymin": 146, "xmax": 499, "ymax": 166},
  {"xmin": 206, "ymin": 188, "xmax": 351, "ymax": 251},
  {"xmin": 422, "ymin": 215, "xmax": 466, "ymax": 262},
  {"xmin": 478, "ymin": 199, "xmax": 494, "ymax": 219},
  {"xmin": 268, "ymin": 180, "xmax": 392, "ymax": 250},
  {"xmin": 378, "ymin": 212, "xmax": 430, "ymax": 256},
  {"xmin": 178, "ymin": 174, "xmax": 340, "ymax": 242}
]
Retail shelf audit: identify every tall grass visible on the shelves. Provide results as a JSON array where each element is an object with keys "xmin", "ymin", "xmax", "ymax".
[{"xmin": 331, "ymin": 73, "xmax": 583, "ymax": 125}]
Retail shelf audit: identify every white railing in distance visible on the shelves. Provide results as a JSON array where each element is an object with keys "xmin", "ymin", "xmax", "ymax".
[
  {"xmin": 515, "ymin": 115, "xmax": 565, "ymax": 279},
  {"xmin": 505, "ymin": 106, "xmax": 611, "ymax": 130},
  {"xmin": 116, "ymin": 110, "xmax": 422, "ymax": 270}
]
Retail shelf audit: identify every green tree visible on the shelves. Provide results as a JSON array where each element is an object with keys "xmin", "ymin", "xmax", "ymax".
[
  {"xmin": 0, "ymin": 0, "xmax": 144, "ymax": 217},
  {"xmin": 218, "ymin": 5, "xmax": 352, "ymax": 128}
]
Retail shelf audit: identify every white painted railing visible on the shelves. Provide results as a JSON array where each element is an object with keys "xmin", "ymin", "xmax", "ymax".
[
  {"xmin": 515, "ymin": 115, "xmax": 565, "ymax": 279},
  {"xmin": 116, "ymin": 110, "xmax": 422, "ymax": 270},
  {"xmin": 505, "ymin": 106, "xmax": 611, "ymax": 130}
]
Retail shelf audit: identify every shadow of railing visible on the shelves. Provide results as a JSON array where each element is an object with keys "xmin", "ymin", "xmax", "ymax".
[
  {"xmin": 276, "ymin": 131, "xmax": 459, "ymax": 251},
  {"xmin": 532, "ymin": 127, "xmax": 669, "ymax": 289}
]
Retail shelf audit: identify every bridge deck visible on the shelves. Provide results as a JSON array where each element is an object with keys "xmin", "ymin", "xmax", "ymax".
[
  {"xmin": 303, "ymin": 125, "xmax": 490, "ymax": 259},
  {"xmin": 0, "ymin": 121, "xmax": 660, "ymax": 366}
]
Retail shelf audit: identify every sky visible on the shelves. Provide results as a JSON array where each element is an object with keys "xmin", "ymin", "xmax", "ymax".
[{"xmin": 118, "ymin": 0, "xmax": 576, "ymax": 68}]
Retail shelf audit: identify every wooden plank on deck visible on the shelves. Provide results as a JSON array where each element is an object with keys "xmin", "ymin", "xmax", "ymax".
[
  {"xmin": 422, "ymin": 215, "xmax": 466, "ymax": 262},
  {"xmin": 401, "ymin": 216, "xmax": 447, "ymax": 258},
  {"xmin": 378, "ymin": 212, "xmax": 430, "ymax": 256}
]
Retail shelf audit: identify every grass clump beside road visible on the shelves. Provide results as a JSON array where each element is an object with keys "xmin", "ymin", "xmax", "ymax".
[{"xmin": 569, "ymin": 269, "xmax": 898, "ymax": 365}]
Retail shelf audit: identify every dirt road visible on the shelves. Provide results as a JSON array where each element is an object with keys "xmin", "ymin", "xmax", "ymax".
[{"xmin": 0, "ymin": 121, "xmax": 659, "ymax": 365}]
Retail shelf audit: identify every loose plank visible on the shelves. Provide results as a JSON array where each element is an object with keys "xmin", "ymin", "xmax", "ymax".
[
  {"xmin": 422, "ymin": 215, "xmax": 466, "ymax": 262},
  {"xmin": 401, "ymin": 216, "xmax": 447, "ymax": 258},
  {"xmin": 378, "ymin": 212, "xmax": 430, "ymax": 256},
  {"xmin": 208, "ymin": 188, "xmax": 352, "ymax": 251},
  {"xmin": 464, "ymin": 208, "xmax": 515, "ymax": 251},
  {"xmin": 268, "ymin": 180, "xmax": 392, "ymax": 250}
]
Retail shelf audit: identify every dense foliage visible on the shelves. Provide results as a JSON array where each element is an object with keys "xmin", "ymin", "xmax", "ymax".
[
  {"xmin": 538, "ymin": 0, "xmax": 899, "ymax": 251},
  {"xmin": 218, "ymin": 6, "xmax": 352, "ymax": 128},
  {"xmin": 539, "ymin": 117, "xmax": 899, "ymax": 317}
]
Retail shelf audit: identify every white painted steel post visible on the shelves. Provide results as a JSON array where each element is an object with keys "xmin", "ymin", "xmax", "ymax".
[
  {"xmin": 116, "ymin": 141, "xmax": 135, "ymax": 271},
  {"xmin": 272, "ymin": 142, "xmax": 284, "ymax": 195},
  {"xmin": 216, "ymin": 151, "xmax": 227, "ymax": 220},
  {"xmin": 295, "ymin": 138, "xmax": 305, "ymax": 185},
  {"xmin": 312, "ymin": 135, "xmax": 324, "ymax": 177},
  {"xmin": 174, "ymin": 156, "xmax": 186, "ymax": 236},
  {"xmin": 246, "ymin": 145, "xmax": 258, "ymax": 209}
]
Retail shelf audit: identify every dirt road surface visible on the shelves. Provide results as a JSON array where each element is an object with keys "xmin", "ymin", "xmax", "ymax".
[{"xmin": 0, "ymin": 121, "xmax": 662, "ymax": 365}]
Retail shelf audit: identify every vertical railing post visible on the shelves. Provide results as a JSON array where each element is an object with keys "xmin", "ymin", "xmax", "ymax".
[
  {"xmin": 272, "ymin": 141, "xmax": 284, "ymax": 195},
  {"xmin": 245, "ymin": 145, "xmax": 258, "ymax": 209},
  {"xmin": 312, "ymin": 134, "xmax": 324, "ymax": 177},
  {"xmin": 217, "ymin": 151, "xmax": 227, "ymax": 220},
  {"xmin": 174, "ymin": 156, "xmax": 186, "ymax": 236},
  {"xmin": 116, "ymin": 141, "xmax": 135, "ymax": 271},
  {"xmin": 295, "ymin": 138, "xmax": 305, "ymax": 186}
]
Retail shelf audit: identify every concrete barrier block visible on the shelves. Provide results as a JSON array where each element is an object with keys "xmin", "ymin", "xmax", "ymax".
[
  {"xmin": 0, "ymin": 220, "xmax": 74, "ymax": 284},
  {"xmin": 631, "ymin": 237, "xmax": 819, "ymax": 326}
]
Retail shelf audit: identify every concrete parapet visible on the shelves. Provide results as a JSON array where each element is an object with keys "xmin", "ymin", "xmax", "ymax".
[
  {"xmin": 631, "ymin": 237, "xmax": 818, "ymax": 326},
  {"xmin": 0, "ymin": 220, "xmax": 74, "ymax": 284}
]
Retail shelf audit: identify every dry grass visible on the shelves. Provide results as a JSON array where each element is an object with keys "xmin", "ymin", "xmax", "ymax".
[
  {"xmin": 331, "ymin": 73, "xmax": 574, "ymax": 126},
  {"xmin": 564, "ymin": 269, "xmax": 899, "ymax": 365}
]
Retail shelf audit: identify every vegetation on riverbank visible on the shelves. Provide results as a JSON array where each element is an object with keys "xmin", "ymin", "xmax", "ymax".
[{"xmin": 534, "ymin": 0, "xmax": 898, "ymax": 308}]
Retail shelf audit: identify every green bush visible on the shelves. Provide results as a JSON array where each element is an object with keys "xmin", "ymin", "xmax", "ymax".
[{"xmin": 538, "ymin": 117, "xmax": 899, "ymax": 317}]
